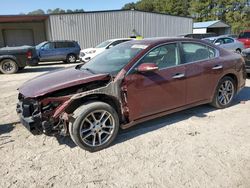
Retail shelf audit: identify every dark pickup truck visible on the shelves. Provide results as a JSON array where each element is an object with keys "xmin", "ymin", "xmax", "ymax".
[{"xmin": 0, "ymin": 46, "xmax": 38, "ymax": 74}]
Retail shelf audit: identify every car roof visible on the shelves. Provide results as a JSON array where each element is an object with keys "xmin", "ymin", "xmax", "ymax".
[
  {"xmin": 203, "ymin": 36, "xmax": 235, "ymax": 40},
  {"xmin": 48, "ymin": 40, "xmax": 77, "ymax": 43},
  {"xmin": 127, "ymin": 37, "xmax": 207, "ymax": 45},
  {"xmin": 107, "ymin": 38, "xmax": 133, "ymax": 42}
]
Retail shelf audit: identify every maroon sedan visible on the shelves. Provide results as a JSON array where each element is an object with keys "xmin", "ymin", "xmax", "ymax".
[{"xmin": 17, "ymin": 38, "xmax": 246, "ymax": 151}]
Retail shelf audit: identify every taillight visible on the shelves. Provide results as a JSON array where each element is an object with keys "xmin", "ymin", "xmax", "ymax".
[{"xmin": 26, "ymin": 51, "xmax": 32, "ymax": 59}]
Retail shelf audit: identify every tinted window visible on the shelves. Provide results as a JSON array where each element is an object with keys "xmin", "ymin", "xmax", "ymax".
[
  {"xmin": 239, "ymin": 32, "xmax": 250, "ymax": 39},
  {"xmin": 55, "ymin": 42, "xmax": 73, "ymax": 48},
  {"xmin": 224, "ymin": 38, "xmax": 234, "ymax": 44},
  {"xmin": 139, "ymin": 43, "xmax": 180, "ymax": 69},
  {"xmin": 67, "ymin": 42, "xmax": 76, "ymax": 47},
  {"xmin": 182, "ymin": 43, "xmax": 210, "ymax": 63}
]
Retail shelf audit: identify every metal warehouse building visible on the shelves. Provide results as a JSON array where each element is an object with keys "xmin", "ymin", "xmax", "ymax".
[{"xmin": 0, "ymin": 10, "xmax": 193, "ymax": 49}]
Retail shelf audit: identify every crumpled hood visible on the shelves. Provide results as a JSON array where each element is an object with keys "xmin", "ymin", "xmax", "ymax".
[{"xmin": 19, "ymin": 66, "xmax": 110, "ymax": 98}]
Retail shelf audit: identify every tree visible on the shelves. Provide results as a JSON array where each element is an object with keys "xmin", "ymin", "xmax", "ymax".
[
  {"xmin": 122, "ymin": 0, "xmax": 249, "ymax": 33},
  {"xmin": 28, "ymin": 9, "xmax": 45, "ymax": 15},
  {"xmin": 122, "ymin": 2, "xmax": 136, "ymax": 10}
]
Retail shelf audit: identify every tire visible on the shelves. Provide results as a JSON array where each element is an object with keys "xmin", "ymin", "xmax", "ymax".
[
  {"xmin": 0, "ymin": 59, "xmax": 18, "ymax": 74},
  {"xmin": 69, "ymin": 101, "xmax": 119, "ymax": 152},
  {"xmin": 18, "ymin": 67, "xmax": 25, "ymax": 71},
  {"xmin": 235, "ymin": 48, "xmax": 241, "ymax": 54},
  {"xmin": 66, "ymin": 54, "xmax": 77, "ymax": 63},
  {"xmin": 211, "ymin": 76, "xmax": 236, "ymax": 109}
]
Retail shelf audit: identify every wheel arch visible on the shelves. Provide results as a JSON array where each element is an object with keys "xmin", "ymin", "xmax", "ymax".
[
  {"xmin": 0, "ymin": 56, "xmax": 18, "ymax": 65},
  {"xmin": 221, "ymin": 73, "xmax": 238, "ymax": 89},
  {"xmin": 65, "ymin": 94, "xmax": 123, "ymax": 123}
]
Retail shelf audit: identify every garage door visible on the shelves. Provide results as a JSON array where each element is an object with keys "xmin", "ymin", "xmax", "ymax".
[{"xmin": 3, "ymin": 29, "xmax": 34, "ymax": 47}]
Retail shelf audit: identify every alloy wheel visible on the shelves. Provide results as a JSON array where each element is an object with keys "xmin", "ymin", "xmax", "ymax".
[
  {"xmin": 79, "ymin": 110, "xmax": 115, "ymax": 147},
  {"xmin": 68, "ymin": 55, "xmax": 76, "ymax": 63},
  {"xmin": 217, "ymin": 80, "xmax": 234, "ymax": 105}
]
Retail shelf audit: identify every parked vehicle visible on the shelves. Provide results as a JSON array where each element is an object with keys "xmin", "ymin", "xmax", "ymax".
[
  {"xmin": 36, "ymin": 40, "xmax": 81, "ymax": 63},
  {"xmin": 179, "ymin": 33, "xmax": 217, "ymax": 39},
  {"xmin": 221, "ymin": 34, "xmax": 238, "ymax": 39},
  {"xmin": 79, "ymin": 38, "xmax": 132, "ymax": 62},
  {"xmin": 17, "ymin": 38, "xmax": 246, "ymax": 151},
  {"xmin": 203, "ymin": 36, "xmax": 244, "ymax": 53},
  {"xmin": 238, "ymin": 30, "xmax": 250, "ymax": 48},
  {"xmin": 0, "ymin": 46, "xmax": 38, "ymax": 74},
  {"xmin": 242, "ymin": 48, "xmax": 250, "ymax": 75}
]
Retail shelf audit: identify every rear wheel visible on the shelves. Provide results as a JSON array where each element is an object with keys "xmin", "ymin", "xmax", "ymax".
[
  {"xmin": 235, "ymin": 48, "xmax": 241, "ymax": 54},
  {"xmin": 66, "ymin": 54, "xmax": 77, "ymax": 63},
  {"xmin": 0, "ymin": 59, "xmax": 18, "ymax": 74},
  {"xmin": 211, "ymin": 76, "xmax": 236, "ymax": 108},
  {"xmin": 69, "ymin": 101, "xmax": 119, "ymax": 152}
]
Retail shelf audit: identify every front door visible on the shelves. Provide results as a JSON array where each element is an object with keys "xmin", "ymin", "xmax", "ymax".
[
  {"xmin": 123, "ymin": 43, "xmax": 186, "ymax": 121},
  {"xmin": 39, "ymin": 42, "xmax": 56, "ymax": 61}
]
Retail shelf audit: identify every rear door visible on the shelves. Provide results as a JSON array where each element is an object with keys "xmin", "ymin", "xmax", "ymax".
[
  {"xmin": 181, "ymin": 42, "xmax": 222, "ymax": 104},
  {"xmin": 123, "ymin": 43, "xmax": 186, "ymax": 121}
]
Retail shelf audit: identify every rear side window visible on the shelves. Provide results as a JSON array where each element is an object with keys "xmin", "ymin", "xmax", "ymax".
[
  {"xmin": 224, "ymin": 38, "xmax": 234, "ymax": 44},
  {"xmin": 182, "ymin": 43, "xmax": 210, "ymax": 63},
  {"xmin": 55, "ymin": 42, "xmax": 75, "ymax": 48}
]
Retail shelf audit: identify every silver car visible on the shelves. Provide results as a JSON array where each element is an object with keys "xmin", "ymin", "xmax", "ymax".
[{"xmin": 203, "ymin": 36, "xmax": 245, "ymax": 53}]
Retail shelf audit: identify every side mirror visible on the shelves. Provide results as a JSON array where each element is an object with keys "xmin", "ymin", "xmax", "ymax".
[
  {"xmin": 136, "ymin": 63, "xmax": 158, "ymax": 73},
  {"xmin": 214, "ymin": 42, "xmax": 221, "ymax": 46},
  {"xmin": 40, "ymin": 46, "xmax": 45, "ymax": 50}
]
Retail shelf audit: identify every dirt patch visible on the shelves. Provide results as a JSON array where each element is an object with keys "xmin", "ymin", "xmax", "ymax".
[{"xmin": 0, "ymin": 62, "xmax": 250, "ymax": 187}]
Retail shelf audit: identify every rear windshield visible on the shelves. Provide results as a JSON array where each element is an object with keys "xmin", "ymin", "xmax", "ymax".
[{"xmin": 239, "ymin": 32, "xmax": 250, "ymax": 39}]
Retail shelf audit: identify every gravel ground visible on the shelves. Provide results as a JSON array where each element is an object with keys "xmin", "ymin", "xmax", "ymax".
[{"xmin": 0, "ymin": 62, "xmax": 250, "ymax": 188}]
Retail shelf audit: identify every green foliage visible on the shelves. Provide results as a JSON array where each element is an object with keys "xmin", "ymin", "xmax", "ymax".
[
  {"xmin": 27, "ymin": 8, "xmax": 84, "ymax": 15},
  {"xmin": 27, "ymin": 9, "xmax": 45, "ymax": 15},
  {"xmin": 122, "ymin": 0, "xmax": 250, "ymax": 33}
]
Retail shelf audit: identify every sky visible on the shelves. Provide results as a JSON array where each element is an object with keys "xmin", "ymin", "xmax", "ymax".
[{"xmin": 0, "ymin": 0, "xmax": 134, "ymax": 15}]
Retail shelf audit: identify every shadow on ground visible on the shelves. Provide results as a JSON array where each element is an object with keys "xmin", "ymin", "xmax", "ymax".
[
  {"xmin": 55, "ymin": 86, "xmax": 250, "ymax": 149},
  {"xmin": 114, "ymin": 86, "xmax": 250, "ymax": 146},
  {"xmin": 0, "ymin": 122, "xmax": 18, "ymax": 135}
]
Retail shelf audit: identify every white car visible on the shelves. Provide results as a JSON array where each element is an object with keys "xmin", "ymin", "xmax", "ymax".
[
  {"xmin": 203, "ymin": 36, "xmax": 245, "ymax": 53},
  {"xmin": 79, "ymin": 38, "xmax": 132, "ymax": 62}
]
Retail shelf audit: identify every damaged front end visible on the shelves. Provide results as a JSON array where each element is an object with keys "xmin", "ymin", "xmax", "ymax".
[
  {"xmin": 16, "ymin": 75, "xmax": 124, "ymax": 136},
  {"xmin": 16, "ymin": 93, "xmax": 71, "ymax": 135}
]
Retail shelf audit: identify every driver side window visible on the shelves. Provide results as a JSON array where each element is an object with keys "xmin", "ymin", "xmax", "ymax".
[
  {"xmin": 43, "ymin": 42, "xmax": 55, "ymax": 50},
  {"xmin": 138, "ymin": 43, "xmax": 180, "ymax": 69}
]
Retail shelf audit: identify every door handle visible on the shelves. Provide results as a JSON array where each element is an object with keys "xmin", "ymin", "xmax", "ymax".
[
  {"xmin": 212, "ymin": 65, "xmax": 223, "ymax": 70},
  {"xmin": 172, "ymin": 73, "xmax": 185, "ymax": 79}
]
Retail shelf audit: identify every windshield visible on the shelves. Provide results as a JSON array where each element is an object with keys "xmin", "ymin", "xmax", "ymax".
[
  {"xmin": 36, "ymin": 42, "xmax": 46, "ymax": 50},
  {"xmin": 80, "ymin": 42, "xmax": 147, "ymax": 75},
  {"xmin": 239, "ymin": 32, "xmax": 250, "ymax": 39},
  {"xmin": 204, "ymin": 38, "xmax": 216, "ymax": 43},
  {"xmin": 95, "ymin": 40, "xmax": 113, "ymax": 48}
]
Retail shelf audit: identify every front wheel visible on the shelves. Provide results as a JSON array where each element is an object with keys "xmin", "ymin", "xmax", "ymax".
[
  {"xmin": 66, "ymin": 54, "xmax": 77, "ymax": 63},
  {"xmin": 0, "ymin": 59, "xmax": 18, "ymax": 74},
  {"xmin": 211, "ymin": 76, "xmax": 236, "ymax": 108},
  {"xmin": 69, "ymin": 102, "xmax": 119, "ymax": 152}
]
